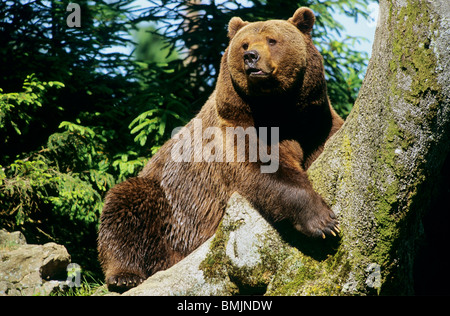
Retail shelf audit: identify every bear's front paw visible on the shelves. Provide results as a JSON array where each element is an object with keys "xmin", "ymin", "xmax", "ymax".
[
  {"xmin": 106, "ymin": 273, "xmax": 145, "ymax": 293},
  {"xmin": 293, "ymin": 199, "xmax": 340, "ymax": 239}
]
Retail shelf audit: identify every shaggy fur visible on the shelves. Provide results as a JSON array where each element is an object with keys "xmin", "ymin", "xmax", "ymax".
[{"xmin": 98, "ymin": 7, "xmax": 344, "ymax": 293}]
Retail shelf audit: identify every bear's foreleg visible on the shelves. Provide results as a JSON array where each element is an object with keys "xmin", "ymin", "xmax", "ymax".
[{"xmin": 236, "ymin": 163, "xmax": 339, "ymax": 239}]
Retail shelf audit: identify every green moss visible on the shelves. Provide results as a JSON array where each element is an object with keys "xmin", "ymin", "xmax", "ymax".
[
  {"xmin": 267, "ymin": 244, "xmax": 352, "ymax": 296},
  {"xmin": 389, "ymin": 0, "xmax": 440, "ymax": 105},
  {"xmin": 199, "ymin": 221, "xmax": 230, "ymax": 280},
  {"xmin": 199, "ymin": 215, "xmax": 290, "ymax": 295},
  {"xmin": 304, "ymin": 0, "xmax": 443, "ymax": 296},
  {"xmin": 341, "ymin": 132, "xmax": 352, "ymax": 163},
  {"xmin": 366, "ymin": 0, "xmax": 442, "ymax": 294}
]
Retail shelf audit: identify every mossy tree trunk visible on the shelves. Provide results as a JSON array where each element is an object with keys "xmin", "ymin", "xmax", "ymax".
[{"xmin": 305, "ymin": 0, "xmax": 450, "ymax": 295}]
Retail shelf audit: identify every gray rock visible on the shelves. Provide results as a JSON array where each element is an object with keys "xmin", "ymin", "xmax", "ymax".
[
  {"xmin": 224, "ymin": 193, "xmax": 277, "ymax": 269},
  {"xmin": 123, "ymin": 236, "xmax": 230, "ymax": 296},
  {"xmin": 123, "ymin": 192, "xmax": 293, "ymax": 296},
  {"xmin": 0, "ymin": 230, "xmax": 27, "ymax": 249},
  {"xmin": 0, "ymin": 230, "xmax": 71, "ymax": 296}
]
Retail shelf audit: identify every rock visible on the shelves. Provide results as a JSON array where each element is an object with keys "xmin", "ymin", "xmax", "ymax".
[
  {"xmin": 0, "ymin": 230, "xmax": 27, "ymax": 248},
  {"xmin": 122, "ymin": 192, "xmax": 295, "ymax": 296},
  {"xmin": 0, "ymin": 229, "xmax": 71, "ymax": 296},
  {"xmin": 123, "ymin": 236, "xmax": 229, "ymax": 296}
]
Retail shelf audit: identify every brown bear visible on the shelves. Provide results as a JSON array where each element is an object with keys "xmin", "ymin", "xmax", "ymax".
[{"xmin": 98, "ymin": 7, "xmax": 344, "ymax": 293}]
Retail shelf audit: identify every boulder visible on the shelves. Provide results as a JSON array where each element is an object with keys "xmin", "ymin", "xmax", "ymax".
[
  {"xmin": 0, "ymin": 230, "xmax": 27, "ymax": 247},
  {"xmin": 0, "ymin": 229, "xmax": 71, "ymax": 296},
  {"xmin": 123, "ymin": 192, "xmax": 299, "ymax": 296}
]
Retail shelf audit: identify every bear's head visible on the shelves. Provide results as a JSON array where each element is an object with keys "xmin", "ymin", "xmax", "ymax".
[{"xmin": 227, "ymin": 7, "xmax": 316, "ymax": 97}]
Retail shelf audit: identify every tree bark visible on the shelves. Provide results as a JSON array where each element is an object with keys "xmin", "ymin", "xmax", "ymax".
[{"xmin": 306, "ymin": 0, "xmax": 450, "ymax": 295}]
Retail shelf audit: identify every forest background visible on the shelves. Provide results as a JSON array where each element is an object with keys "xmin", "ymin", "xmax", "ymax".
[{"xmin": 0, "ymin": 0, "xmax": 375, "ymax": 285}]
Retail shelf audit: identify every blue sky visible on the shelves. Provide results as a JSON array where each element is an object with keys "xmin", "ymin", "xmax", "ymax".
[{"xmin": 333, "ymin": 2, "xmax": 379, "ymax": 57}]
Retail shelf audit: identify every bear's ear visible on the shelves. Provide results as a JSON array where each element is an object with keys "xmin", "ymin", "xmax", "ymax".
[
  {"xmin": 228, "ymin": 17, "xmax": 249, "ymax": 40},
  {"xmin": 288, "ymin": 7, "xmax": 315, "ymax": 35}
]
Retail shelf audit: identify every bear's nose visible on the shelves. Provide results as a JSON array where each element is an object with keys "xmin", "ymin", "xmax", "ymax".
[{"xmin": 243, "ymin": 50, "xmax": 260, "ymax": 66}]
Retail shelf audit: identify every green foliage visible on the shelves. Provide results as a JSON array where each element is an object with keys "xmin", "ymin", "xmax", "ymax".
[
  {"xmin": 129, "ymin": 60, "xmax": 192, "ymax": 150},
  {"xmin": 309, "ymin": 0, "xmax": 370, "ymax": 116},
  {"xmin": 0, "ymin": 158, "xmax": 103, "ymax": 226},
  {"xmin": 133, "ymin": 25, "xmax": 179, "ymax": 64},
  {"xmin": 0, "ymin": 74, "xmax": 64, "ymax": 139},
  {"xmin": 0, "ymin": 155, "xmax": 103, "ymax": 273},
  {"xmin": 112, "ymin": 151, "xmax": 148, "ymax": 182},
  {"xmin": 51, "ymin": 271, "xmax": 106, "ymax": 296},
  {"xmin": 0, "ymin": 0, "xmax": 142, "ymax": 277}
]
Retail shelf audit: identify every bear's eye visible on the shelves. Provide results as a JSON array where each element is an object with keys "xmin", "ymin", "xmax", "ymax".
[
  {"xmin": 242, "ymin": 43, "xmax": 249, "ymax": 50},
  {"xmin": 268, "ymin": 38, "xmax": 277, "ymax": 46}
]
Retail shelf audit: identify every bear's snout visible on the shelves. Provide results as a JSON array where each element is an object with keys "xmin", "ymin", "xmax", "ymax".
[
  {"xmin": 243, "ymin": 49, "xmax": 274, "ymax": 78},
  {"xmin": 243, "ymin": 49, "xmax": 260, "ymax": 67}
]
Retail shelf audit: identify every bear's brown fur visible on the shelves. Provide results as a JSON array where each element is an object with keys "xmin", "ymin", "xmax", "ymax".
[{"xmin": 98, "ymin": 7, "xmax": 344, "ymax": 292}]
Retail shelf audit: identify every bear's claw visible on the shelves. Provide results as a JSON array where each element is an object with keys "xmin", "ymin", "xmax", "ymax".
[
  {"xmin": 295, "ymin": 210, "xmax": 341, "ymax": 239},
  {"xmin": 319, "ymin": 218, "xmax": 340, "ymax": 239},
  {"xmin": 106, "ymin": 273, "xmax": 145, "ymax": 293}
]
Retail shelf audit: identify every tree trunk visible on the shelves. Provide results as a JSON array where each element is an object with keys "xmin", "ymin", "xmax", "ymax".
[
  {"xmin": 306, "ymin": 0, "xmax": 450, "ymax": 295},
  {"xmin": 121, "ymin": 0, "xmax": 450, "ymax": 296}
]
